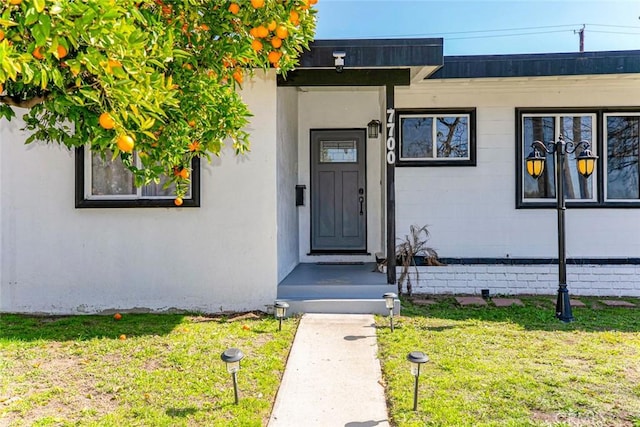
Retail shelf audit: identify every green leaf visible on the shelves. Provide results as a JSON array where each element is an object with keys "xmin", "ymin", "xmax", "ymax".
[{"xmin": 33, "ymin": 0, "xmax": 46, "ymax": 13}]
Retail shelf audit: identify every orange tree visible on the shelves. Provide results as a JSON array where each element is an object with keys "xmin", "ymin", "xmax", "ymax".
[{"xmin": 0, "ymin": 0, "xmax": 317, "ymax": 198}]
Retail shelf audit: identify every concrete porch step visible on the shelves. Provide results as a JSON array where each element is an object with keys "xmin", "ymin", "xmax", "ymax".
[
  {"xmin": 282, "ymin": 298, "xmax": 400, "ymax": 315},
  {"xmin": 277, "ymin": 284, "xmax": 395, "ymax": 300}
]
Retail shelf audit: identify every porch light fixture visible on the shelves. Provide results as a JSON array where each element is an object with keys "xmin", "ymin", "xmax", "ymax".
[
  {"xmin": 383, "ymin": 292, "xmax": 397, "ymax": 332},
  {"xmin": 368, "ymin": 119, "xmax": 382, "ymax": 139},
  {"xmin": 525, "ymin": 135, "xmax": 598, "ymax": 322},
  {"xmin": 220, "ymin": 347, "xmax": 244, "ymax": 404},
  {"xmin": 274, "ymin": 300, "xmax": 289, "ymax": 331},
  {"xmin": 407, "ymin": 351, "xmax": 429, "ymax": 411}
]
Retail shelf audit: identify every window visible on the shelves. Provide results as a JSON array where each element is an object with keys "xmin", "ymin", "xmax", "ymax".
[
  {"xmin": 605, "ymin": 113, "xmax": 640, "ymax": 202},
  {"xmin": 75, "ymin": 146, "xmax": 200, "ymax": 208},
  {"xmin": 396, "ymin": 109, "xmax": 476, "ymax": 166},
  {"xmin": 517, "ymin": 108, "xmax": 640, "ymax": 208}
]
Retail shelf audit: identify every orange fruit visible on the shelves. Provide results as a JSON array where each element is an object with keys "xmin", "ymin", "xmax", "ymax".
[
  {"xmin": 268, "ymin": 50, "xmax": 282, "ymax": 65},
  {"xmin": 0, "ymin": 83, "xmax": 3, "ymax": 94},
  {"xmin": 310, "ymin": 0, "xmax": 318, "ymax": 4},
  {"xmin": 267, "ymin": 21, "xmax": 277, "ymax": 31},
  {"xmin": 99, "ymin": 112, "xmax": 116, "ymax": 129},
  {"xmin": 251, "ymin": 0, "xmax": 264, "ymax": 8},
  {"xmin": 242, "ymin": 324, "xmax": 250, "ymax": 330},
  {"xmin": 256, "ymin": 25, "xmax": 268, "ymax": 38},
  {"xmin": 200, "ymin": 24, "xmax": 210, "ymax": 31},
  {"xmin": 271, "ymin": 37, "xmax": 282, "ymax": 48},
  {"xmin": 32, "ymin": 47, "xmax": 44, "ymax": 60},
  {"xmin": 228, "ymin": 3, "xmax": 239, "ymax": 14},
  {"xmin": 188, "ymin": 140, "xmax": 200, "ymax": 151},
  {"xmin": 251, "ymin": 39, "xmax": 263, "ymax": 51},
  {"xmin": 114, "ymin": 313, "xmax": 122, "ymax": 320},
  {"xmin": 188, "ymin": 119, "xmax": 196, "ymax": 127},
  {"xmin": 249, "ymin": 27, "xmax": 258, "ymax": 38},
  {"xmin": 9, "ymin": 0, "xmax": 22, "ymax": 4},
  {"xmin": 275, "ymin": 26, "xmax": 289, "ymax": 39},
  {"xmin": 232, "ymin": 69, "xmax": 243, "ymax": 84},
  {"xmin": 290, "ymin": 11, "xmax": 299, "ymax": 23},
  {"xmin": 108, "ymin": 59, "xmax": 122, "ymax": 68},
  {"xmin": 174, "ymin": 197, "xmax": 183, "ymax": 206},
  {"xmin": 178, "ymin": 168, "xmax": 189, "ymax": 179},
  {"xmin": 0, "ymin": 30, "xmax": 5, "ymax": 42},
  {"xmin": 56, "ymin": 45, "xmax": 68, "ymax": 59},
  {"xmin": 116, "ymin": 134, "xmax": 134, "ymax": 153},
  {"xmin": 119, "ymin": 334, "xmax": 127, "ymax": 340}
]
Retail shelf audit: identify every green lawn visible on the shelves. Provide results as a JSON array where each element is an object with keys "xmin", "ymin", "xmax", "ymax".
[
  {"xmin": 377, "ymin": 296, "xmax": 640, "ymax": 427},
  {"xmin": 0, "ymin": 312, "xmax": 297, "ymax": 427}
]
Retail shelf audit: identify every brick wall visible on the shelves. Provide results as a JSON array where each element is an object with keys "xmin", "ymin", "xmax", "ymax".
[{"xmin": 398, "ymin": 265, "xmax": 640, "ymax": 297}]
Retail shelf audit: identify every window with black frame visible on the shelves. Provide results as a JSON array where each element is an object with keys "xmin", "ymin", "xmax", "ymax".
[
  {"xmin": 75, "ymin": 146, "xmax": 200, "ymax": 208},
  {"xmin": 517, "ymin": 109, "xmax": 640, "ymax": 208},
  {"xmin": 396, "ymin": 109, "xmax": 476, "ymax": 166}
]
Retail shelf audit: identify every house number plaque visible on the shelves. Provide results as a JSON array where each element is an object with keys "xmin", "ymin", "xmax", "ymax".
[{"xmin": 386, "ymin": 108, "xmax": 396, "ymax": 165}]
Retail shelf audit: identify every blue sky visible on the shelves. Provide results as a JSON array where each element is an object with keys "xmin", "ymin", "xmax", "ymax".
[{"xmin": 314, "ymin": 1, "xmax": 640, "ymax": 55}]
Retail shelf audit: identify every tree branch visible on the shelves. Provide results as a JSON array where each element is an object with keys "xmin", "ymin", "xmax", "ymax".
[{"xmin": 0, "ymin": 94, "xmax": 48, "ymax": 109}]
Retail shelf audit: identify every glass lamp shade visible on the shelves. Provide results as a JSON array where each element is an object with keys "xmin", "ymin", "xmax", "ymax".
[
  {"xmin": 383, "ymin": 293, "xmax": 397, "ymax": 310},
  {"xmin": 576, "ymin": 149, "xmax": 597, "ymax": 178},
  {"xmin": 526, "ymin": 149, "xmax": 546, "ymax": 179},
  {"xmin": 221, "ymin": 348, "xmax": 244, "ymax": 373},
  {"xmin": 274, "ymin": 301, "xmax": 289, "ymax": 319},
  {"xmin": 367, "ymin": 120, "xmax": 381, "ymax": 139},
  {"xmin": 407, "ymin": 351, "xmax": 429, "ymax": 376}
]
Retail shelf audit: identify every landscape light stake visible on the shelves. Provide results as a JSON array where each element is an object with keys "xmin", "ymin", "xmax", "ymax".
[
  {"xmin": 525, "ymin": 135, "xmax": 597, "ymax": 322},
  {"xmin": 220, "ymin": 348, "xmax": 244, "ymax": 404},
  {"xmin": 274, "ymin": 300, "xmax": 289, "ymax": 332},
  {"xmin": 407, "ymin": 351, "xmax": 429, "ymax": 411},
  {"xmin": 383, "ymin": 293, "xmax": 397, "ymax": 332}
]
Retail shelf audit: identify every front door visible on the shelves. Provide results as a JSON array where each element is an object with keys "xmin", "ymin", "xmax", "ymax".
[{"xmin": 310, "ymin": 129, "xmax": 367, "ymax": 252}]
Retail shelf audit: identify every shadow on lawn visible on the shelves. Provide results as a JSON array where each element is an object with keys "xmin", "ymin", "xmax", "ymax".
[
  {"xmin": 399, "ymin": 297, "xmax": 640, "ymax": 333},
  {"xmin": 0, "ymin": 313, "xmax": 186, "ymax": 341}
]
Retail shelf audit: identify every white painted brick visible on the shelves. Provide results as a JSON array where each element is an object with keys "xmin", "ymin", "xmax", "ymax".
[
  {"xmin": 435, "ymin": 273, "xmax": 455, "ymax": 280},
  {"xmin": 577, "ymin": 275, "xmax": 599, "ymax": 282},
  {"xmin": 465, "ymin": 266, "xmax": 489, "ymax": 273},
  {"xmin": 475, "ymin": 273, "xmax": 495, "ymax": 281}
]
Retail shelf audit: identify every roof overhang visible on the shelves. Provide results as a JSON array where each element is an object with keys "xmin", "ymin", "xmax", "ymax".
[
  {"xmin": 427, "ymin": 50, "xmax": 640, "ymax": 80},
  {"xmin": 278, "ymin": 38, "xmax": 444, "ymax": 87}
]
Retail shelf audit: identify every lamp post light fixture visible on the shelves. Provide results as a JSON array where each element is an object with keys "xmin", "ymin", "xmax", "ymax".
[
  {"xmin": 274, "ymin": 300, "xmax": 289, "ymax": 331},
  {"xmin": 368, "ymin": 119, "xmax": 382, "ymax": 139},
  {"xmin": 220, "ymin": 347, "xmax": 245, "ymax": 404},
  {"xmin": 525, "ymin": 135, "xmax": 597, "ymax": 322},
  {"xmin": 383, "ymin": 292, "xmax": 397, "ymax": 332},
  {"xmin": 407, "ymin": 351, "xmax": 429, "ymax": 411}
]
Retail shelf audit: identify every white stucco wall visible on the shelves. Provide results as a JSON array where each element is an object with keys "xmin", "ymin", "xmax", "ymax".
[
  {"xmin": 0, "ymin": 71, "xmax": 279, "ymax": 314},
  {"xmin": 395, "ymin": 76, "xmax": 640, "ymax": 259},
  {"xmin": 276, "ymin": 87, "xmax": 299, "ymax": 282},
  {"xmin": 297, "ymin": 88, "xmax": 384, "ymax": 262}
]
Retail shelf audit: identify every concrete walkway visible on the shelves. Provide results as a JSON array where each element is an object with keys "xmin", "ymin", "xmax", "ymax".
[{"xmin": 268, "ymin": 313, "xmax": 389, "ymax": 427}]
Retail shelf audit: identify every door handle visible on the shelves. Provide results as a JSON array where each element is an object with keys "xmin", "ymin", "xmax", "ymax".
[{"xmin": 359, "ymin": 196, "xmax": 364, "ymax": 215}]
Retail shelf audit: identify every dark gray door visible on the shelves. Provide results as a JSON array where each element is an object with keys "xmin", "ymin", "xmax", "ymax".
[{"xmin": 311, "ymin": 129, "xmax": 366, "ymax": 252}]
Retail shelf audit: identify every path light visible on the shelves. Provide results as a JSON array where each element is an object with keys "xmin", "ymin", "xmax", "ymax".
[
  {"xmin": 274, "ymin": 300, "xmax": 289, "ymax": 332},
  {"xmin": 407, "ymin": 351, "xmax": 429, "ymax": 411},
  {"xmin": 383, "ymin": 292, "xmax": 397, "ymax": 332},
  {"xmin": 220, "ymin": 348, "xmax": 244, "ymax": 404},
  {"xmin": 525, "ymin": 135, "xmax": 598, "ymax": 322}
]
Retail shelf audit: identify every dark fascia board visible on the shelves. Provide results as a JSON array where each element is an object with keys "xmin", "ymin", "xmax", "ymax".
[
  {"xmin": 277, "ymin": 68, "xmax": 411, "ymax": 87},
  {"xmin": 428, "ymin": 49, "xmax": 640, "ymax": 80},
  {"xmin": 296, "ymin": 38, "xmax": 444, "ymax": 69}
]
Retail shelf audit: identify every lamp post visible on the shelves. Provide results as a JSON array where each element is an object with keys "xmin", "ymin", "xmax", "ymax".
[
  {"xmin": 407, "ymin": 351, "xmax": 429, "ymax": 411},
  {"xmin": 525, "ymin": 135, "xmax": 597, "ymax": 322},
  {"xmin": 274, "ymin": 300, "xmax": 289, "ymax": 332},
  {"xmin": 220, "ymin": 348, "xmax": 244, "ymax": 404},
  {"xmin": 383, "ymin": 292, "xmax": 397, "ymax": 332}
]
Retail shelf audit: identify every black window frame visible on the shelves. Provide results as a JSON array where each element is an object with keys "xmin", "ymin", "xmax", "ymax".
[
  {"xmin": 516, "ymin": 107, "xmax": 640, "ymax": 209},
  {"xmin": 75, "ymin": 146, "xmax": 201, "ymax": 208},
  {"xmin": 395, "ymin": 108, "xmax": 477, "ymax": 167}
]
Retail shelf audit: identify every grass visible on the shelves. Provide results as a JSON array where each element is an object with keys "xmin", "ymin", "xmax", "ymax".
[
  {"xmin": 0, "ymin": 312, "xmax": 298, "ymax": 426},
  {"xmin": 377, "ymin": 296, "xmax": 640, "ymax": 427}
]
